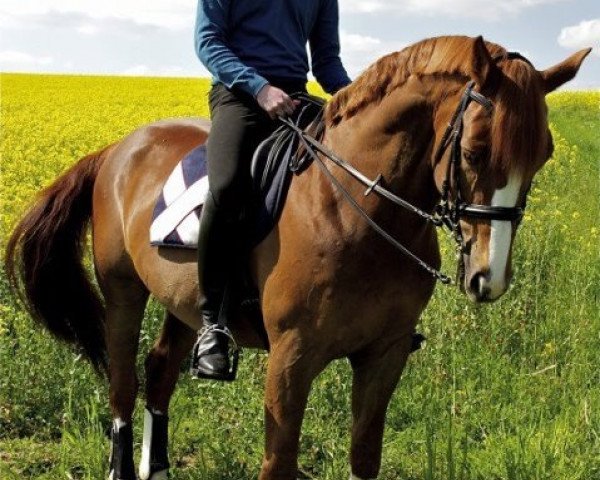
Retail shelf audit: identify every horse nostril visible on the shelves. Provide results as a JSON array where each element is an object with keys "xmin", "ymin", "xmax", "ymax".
[
  {"xmin": 468, "ymin": 271, "xmax": 490, "ymax": 300},
  {"xmin": 469, "ymin": 272, "xmax": 483, "ymax": 293}
]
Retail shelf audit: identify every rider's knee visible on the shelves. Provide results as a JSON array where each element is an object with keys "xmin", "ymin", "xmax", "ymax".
[{"xmin": 209, "ymin": 183, "xmax": 242, "ymax": 214}]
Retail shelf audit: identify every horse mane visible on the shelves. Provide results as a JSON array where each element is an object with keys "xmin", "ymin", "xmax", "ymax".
[{"xmin": 326, "ymin": 35, "xmax": 548, "ymax": 173}]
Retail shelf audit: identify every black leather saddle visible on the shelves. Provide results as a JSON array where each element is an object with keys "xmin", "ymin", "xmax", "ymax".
[{"xmin": 249, "ymin": 93, "xmax": 325, "ymax": 244}]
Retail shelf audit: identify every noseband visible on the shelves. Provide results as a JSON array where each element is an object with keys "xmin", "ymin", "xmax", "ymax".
[{"xmin": 280, "ymin": 73, "xmax": 528, "ymax": 285}]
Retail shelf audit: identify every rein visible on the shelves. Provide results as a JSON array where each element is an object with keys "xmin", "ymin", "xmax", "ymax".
[{"xmin": 280, "ymin": 80, "xmax": 525, "ymax": 285}]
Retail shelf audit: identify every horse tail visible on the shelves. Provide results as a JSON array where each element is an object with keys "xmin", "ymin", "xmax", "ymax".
[{"xmin": 5, "ymin": 147, "xmax": 111, "ymax": 375}]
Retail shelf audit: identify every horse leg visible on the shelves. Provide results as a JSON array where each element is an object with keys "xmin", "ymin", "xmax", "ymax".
[
  {"xmin": 348, "ymin": 334, "xmax": 414, "ymax": 480},
  {"xmin": 259, "ymin": 334, "xmax": 327, "ymax": 480},
  {"xmin": 104, "ymin": 281, "xmax": 149, "ymax": 480},
  {"xmin": 139, "ymin": 312, "xmax": 196, "ymax": 480}
]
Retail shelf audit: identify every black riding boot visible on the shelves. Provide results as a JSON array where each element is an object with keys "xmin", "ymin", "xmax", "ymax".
[{"xmin": 190, "ymin": 193, "xmax": 239, "ymax": 381}]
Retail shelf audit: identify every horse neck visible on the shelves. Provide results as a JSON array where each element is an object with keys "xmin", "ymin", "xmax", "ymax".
[{"xmin": 318, "ymin": 80, "xmax": 443, "ymax": 237}]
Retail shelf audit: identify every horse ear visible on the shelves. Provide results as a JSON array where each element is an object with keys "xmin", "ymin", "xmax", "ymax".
[
  {"xmin": 541, "ymin": 48, "xmax": 592, "ymax": 93},
  {"xmin": 471, "ymin": 35, "xmax": 496, "ymax": 88}
]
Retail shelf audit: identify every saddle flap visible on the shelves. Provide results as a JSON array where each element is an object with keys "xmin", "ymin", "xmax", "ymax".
[{"xmin": 250, "ymin": 93, "xmax": 325, "ymax": 191}]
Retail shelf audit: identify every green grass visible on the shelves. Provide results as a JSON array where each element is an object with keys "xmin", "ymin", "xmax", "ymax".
[{"xmin": 1, "ymin": 76, "xmax": 599, "ymax": 479}]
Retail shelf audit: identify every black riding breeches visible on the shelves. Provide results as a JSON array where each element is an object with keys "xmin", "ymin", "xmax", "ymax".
[
  {"xmin": 198, "ymin": 80, "xmax": 306, "ymax": 316},
  {"xmin": 206, "ymin": 81, "xmax": 306, "ymax": 215},
  {"xmin": 206, "ymin": 84, "xmax": 274, "ymax": 213}
]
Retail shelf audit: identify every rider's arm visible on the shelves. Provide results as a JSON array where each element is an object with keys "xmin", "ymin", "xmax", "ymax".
[
  {"xmin": 194, "ymin": 0, "xmax": 269, "ymax": 98},
  {"xmin": 309, "ymin": 0, "xmax": 352, "ymax": 95}
]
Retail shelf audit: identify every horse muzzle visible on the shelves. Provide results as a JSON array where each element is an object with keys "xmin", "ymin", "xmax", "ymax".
[{"xmin": 463, "ymin": 255, "xmax": 511, "ymax": 303}]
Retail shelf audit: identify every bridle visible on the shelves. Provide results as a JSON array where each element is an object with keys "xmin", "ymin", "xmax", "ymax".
[
  {"xmin": 435, "ymin": 81, "xmax": 524, "ymax": 223},
  {"xmin": 431, "ymin": 80, "xmax": 524, "ymax": 283},
  {"xmin": 280, "ymin": 68, "xmax": 528, "ymax": 285}
]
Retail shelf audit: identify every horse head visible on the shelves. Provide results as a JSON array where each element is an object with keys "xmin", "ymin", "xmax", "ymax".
[{"xmin": 432, "ymin": 36, "xmax": 591, "ymax": 302}]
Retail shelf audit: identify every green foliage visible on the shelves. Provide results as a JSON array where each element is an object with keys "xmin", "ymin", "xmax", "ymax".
[{"xmin": 1, "ymin": 75, "xmax": 598, "ymax": 479}]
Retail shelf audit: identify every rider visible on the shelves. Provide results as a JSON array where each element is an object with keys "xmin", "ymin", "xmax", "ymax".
[{"xmin": 192, "ymin": 0, "xmax": 351, "ymax": 380}]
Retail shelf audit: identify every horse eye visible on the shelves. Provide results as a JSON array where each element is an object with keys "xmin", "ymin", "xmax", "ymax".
[
  {"xmin": 463, "ymin": 150, "xmax": 480, "ymax": 165},
  {"xmin": 463, "ymin": 148, "xmax": 488, "ymax": 166}
]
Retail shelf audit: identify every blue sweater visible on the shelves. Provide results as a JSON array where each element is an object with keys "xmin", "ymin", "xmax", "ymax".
[{"xmin": 194, "ymin": 0, "xmax": 351, "ymax": 97}]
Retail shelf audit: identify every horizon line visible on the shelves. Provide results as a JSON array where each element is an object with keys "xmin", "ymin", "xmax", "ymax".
[{"xmin": 1, "ymin": 71, "xmax": 599, "ymax": 91}]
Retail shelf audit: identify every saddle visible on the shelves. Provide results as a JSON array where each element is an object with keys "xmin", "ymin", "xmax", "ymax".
[
  {"xmin": 150, "ymin": 93, "xmax": 325, "ymax": 249},
  {"xmin": 249, "ymin": 93, "xmax": 325, "ymax": 242}
]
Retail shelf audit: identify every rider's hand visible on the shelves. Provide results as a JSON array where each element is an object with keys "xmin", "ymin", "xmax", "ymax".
[{"xmin": 256, "ymin": 84, "xmax": 300, "ymax": 119}]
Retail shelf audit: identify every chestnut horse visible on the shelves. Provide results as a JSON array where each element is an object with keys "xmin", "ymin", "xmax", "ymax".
[{"xmin": 6, "ymin": 36, "xmax": 590, "ymax": 480}]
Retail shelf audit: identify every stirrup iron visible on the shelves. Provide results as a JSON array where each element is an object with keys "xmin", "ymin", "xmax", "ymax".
[{"xmin": 190, "ymin": 324, "xmax": 240, "ymax": 382}]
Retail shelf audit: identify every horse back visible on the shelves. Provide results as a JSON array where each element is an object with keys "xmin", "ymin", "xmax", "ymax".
[{"xmin": 93, "ymin": 118, "xmax": 209, "ymax": 310}]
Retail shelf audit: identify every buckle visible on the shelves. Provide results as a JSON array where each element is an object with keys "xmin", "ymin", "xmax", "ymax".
[{"xmin": 364, "ymin": 173, "xmax": 383, "ymax": 197}]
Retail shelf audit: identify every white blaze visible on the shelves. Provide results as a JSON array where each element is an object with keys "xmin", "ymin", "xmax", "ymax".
[
  {"xmin": 487, "ymin": 172, "xmax": 522, "ymax": 298},
  {"xmin": 113, "ymin": 417, "xmax": 127, "ymax": 429}
]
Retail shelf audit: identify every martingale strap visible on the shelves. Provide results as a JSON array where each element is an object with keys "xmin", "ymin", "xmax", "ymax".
[{"xmin": 280, "ymin": 115, "xmax": 453, "ymax": 284}]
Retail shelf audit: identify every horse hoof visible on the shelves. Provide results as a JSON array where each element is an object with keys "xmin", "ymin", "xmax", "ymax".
[
  {"xmin": 109, "ymin": 468, "xmax": 140, "ymax": 480},
  {"xmin": 149, "ymin": 470, "xmax": 168, "ymax": 480},
  {"xmin": 139, "ymin": 468, "xmax": 168, "ymax": 480},
  {"xmin": 109, "ymin": 469, "xmax": 139, "ymax": 480}
]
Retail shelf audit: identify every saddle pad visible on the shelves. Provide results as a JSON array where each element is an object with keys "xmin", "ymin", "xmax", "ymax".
[
  {"xmin": 150, "ymin": 145, "xmax": 208, "ymax": 248},
  {"xmin": 150, "ymin": 143, "xmax": 290, "ymax": 249}
]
